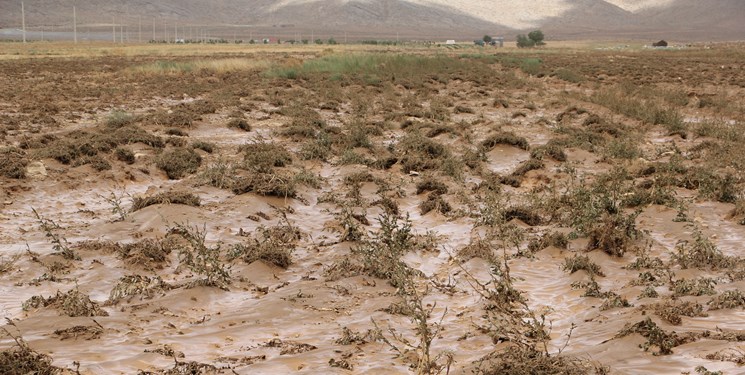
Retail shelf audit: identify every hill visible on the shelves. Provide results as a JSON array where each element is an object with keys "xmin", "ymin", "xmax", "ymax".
[{"xmin": 1, "ymin": 0, "xmax": 743, "ymax": 41}]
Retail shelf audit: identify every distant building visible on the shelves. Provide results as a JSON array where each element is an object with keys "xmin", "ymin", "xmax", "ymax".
[{"xmin": 445, "ymin": 40, "xmax": 456, "ymax": 45}]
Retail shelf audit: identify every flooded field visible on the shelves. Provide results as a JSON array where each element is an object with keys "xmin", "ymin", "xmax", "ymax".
[{"xmin": 1, "ymin": 42, "xmax": 745, "ymax": 374}]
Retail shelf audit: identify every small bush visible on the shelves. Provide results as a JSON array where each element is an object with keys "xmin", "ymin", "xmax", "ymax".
[
  {"xmin": 227, "ymin": 118, "xmax": 251, "ymax": 131},
  {"xmin": 232, "ymin": 172, "xmax": 297, "ymax": 198},
  {"xmin": 239, "ymin": 141, "xmax": 293, "ymax": 172},
  {"xmin": 117, "ymin": 238, "xmax": 173, "ymax": 268},
  {"xmin": 155, "ymin": 147, "xmax": 202, "ymax": 179},
  {"xmin": 672, "ymin": 227, "xmax": 735, "ymax": 269},
  {"xmin": 191, "ymin": 140, "xmax": 216, "ymax": 153},
  {"xmin": 671, "ymin": 277, "xmax": 717, "ymax": 297},
  {"xmin": 165, "ymin": 128, "xmax": 188, "ymax": 137},
  {"xmin": 415, "ymin": 177, "xmax": 449, "ymax": 195},
  {"xmin": 586, "ymin": 211, "xmax": 640, "ymax": 257},
  {"xmin": 512, "ymin": 158, "xmax": 544, "ymax": 177},
  {"xmin": 527, "ymin": 231, "xmax": 568, "ymax": 252},
  {"xmin": 0, "ymin": 147, "xmax": 28, "ymax": 179},
  {"xmin": 481, "ymin": 131, "xmax": 529, "ymax": 151},
  {"xmin": 653, "ymin": 300, "xmax": 707, "ymax": 325},
  {"xmin": 131, "ymin": 191, "xmax": 201, "ymax": 211},
  {"xmin": 23, "ymin": 288, "xmax": 108, "ymax": 317},
  {"xmin": 615, "ymin": 317, "xmax": 695, "ymax": 355},
  {"xmin": 530, "ymin": 142, "xmax": 567, "ymax": 162},
  {"xmin": 708, "ymin": 290, "xmax": 745, "ymax": 310},
  {"xmin": 476, "ymin": 346, "xmax": 606, "ymax": 375},
  {"xmin": 563, "ymin": 254, "xmax": 605, "ymax": 276},
  {"xmin": 105, "ymin": 110, "xmax": 137, "ymax": 128},
  {"xmin": 172, "ymin": 223, "xmax": 232, "ymax": 289},
  {"xmin": 0, "ymin": 328, "xmax": 66, "ymax": 374},
  {"xmin": 419, "ymin": 193, "xmax": 452, "ymax": 215},
  {"xmin": 114, "ymin": 147, "xmax": 136, "ymax": 164},
  {"xmin": 230, "ymin": 222, "xmax": 300, "ymax": 268},
  {"xmin": 353, "ymin": 213, "xmax": 414, "ymax": 287}
]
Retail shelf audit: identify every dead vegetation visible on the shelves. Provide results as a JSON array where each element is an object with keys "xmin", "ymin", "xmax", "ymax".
[
  {"xmin": 155, "ymin": 147, "xmax": 202, "ymax": 179},
  {"xmin": 131, "ymin": 191, "xmax": 201, "ymax": 211},
  {"xmin": 23, "ymin": 288, "xmax": 108, "ymax": 317}
]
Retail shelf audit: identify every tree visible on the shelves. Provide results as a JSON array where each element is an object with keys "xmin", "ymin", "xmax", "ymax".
[
  {"xmin": 483, "ymin": 35, "xmax": 493, "ymax": 43},
  {"xmin": 528, "ymin": 30, "xmax": 545, "ymax": 46},
  {"xmin": 516, "ymin": 34, "xmax": 534, "ymax": 48},
  {"xmin": 516, "ymin": 30, "xmax": 545, "ymax": 48}
]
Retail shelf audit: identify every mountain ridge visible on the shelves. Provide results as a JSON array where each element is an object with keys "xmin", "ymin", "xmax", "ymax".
[{"xmin": 1, "ymin": 0, "xmax": 743, "ymax": 41}]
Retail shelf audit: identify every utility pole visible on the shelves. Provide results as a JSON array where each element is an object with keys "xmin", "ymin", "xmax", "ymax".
[
  {"xmin": 112, "ymin": 16, "xmax": 116, "ymax": 43},
  {"xmin": 139, "ymin": 16, "xmax": 142, "ymax": 43},
  {"xmin": 174, "ymin": 22, "xmax": 177, "ymax": 42},
  {"xmin": 152, "ymin": 17, "xmax": 155, "ymax": 41},
  {"xmin": 73, "ymin": 6, "xmax": 77, "ymax": 43},
  {"xmin": 21, "ymin": 2, "xmax": 26, "ymax": 43}
]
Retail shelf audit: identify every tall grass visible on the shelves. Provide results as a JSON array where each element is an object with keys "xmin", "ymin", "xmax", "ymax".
[
  {"xmin": 591, "ymin": 83, "xmax": 686, "ymax": 135},
  {"xmin": 264, "ymin": 53, "xmax": 490, "ymax": 85}
]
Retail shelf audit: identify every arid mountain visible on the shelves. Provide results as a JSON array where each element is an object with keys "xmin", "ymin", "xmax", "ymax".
[{"xmin": 1, "ymin": 0, "xmax": 743, "ymax": 41}]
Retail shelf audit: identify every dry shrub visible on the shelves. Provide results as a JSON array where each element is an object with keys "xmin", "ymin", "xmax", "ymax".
[
  {"xmin": 563, "ymin": 254, "xmax": 605, "ymax": 277},
  {"xmin": 615, "ymin": 317, "xmax": 697, "ymax": 355},
  {"xmin": 149, "ymin": 109, "xmax": 199, "ymax": 128},
  {"xmin": 708, "ymin": 290, "xmax": 745, "ymax": 310},
  {"xmin": 165, "ymin": 128, "xmax": 188, "ymax": 137},
  {"xmin": 504, "ymin": 206, "xmax": 542, "ymax": 226},
  {"xmin": 671, "ymin": 277, "xmax": 717, "ymax": 297},
  {"xmin": 107, "ymin": 275, "xmax": 171, "ymax": 305},
  {"xmin": 131, "ymin": 191, "xmax": 200, "ymax": 211},
  {"xmin": 672, "ymin": 227, "xmax": 736, "ymax": 269},
  {"xmin": 653, "ymin": 300, "xmax": 707, "ymax": 325},
  {"xmin": 232, "ymin": 172, "xmax": 297, "ymax": 198},
  {"xmin": 0, "ymin": 147, "xmax": 28, "ymax": 179},
  {"xmin": 323, "ymin": 258, "xmax": 365, "ymax": 281},
  {"xmin": 0, "ymin": 328, "xmax": 66, "ymax": 375},
  {"xmin": 415, "ymin": 176, "xmax": 449, "ymax": 195},
  {"xmin": 105, "ymin": 110, "xmax": 138, "ymax": 128},
  {"xmin": 140, "ymin": 360, "xmax": 218, "ymax": 375},
  {"xmin": 33, "ymin": 126, "xmax": 163, "ymax": 165},
  {"xmin": 117, "ymin": 238, "xmax": 173, "ymax": 268},
  {"xmin": 239, "ymin": 141, "xmax": 293, "ymax": 172},
  {"xmin": 530, "ymin": 141, "xmax": 567, "ymax": 162},
  {"xmin": 171, "ymin": 223, "xmax": 232, "ymax": 289},
  {"xmin": 155, "ymin": 147, "xmax": 202, "ymax": 179},
  {"xmin": 527, "ymin": 231, "xmax": 568, "ymax": 252},
  {"xmin": 23, "ymin": 288, "xmax": 108, "ymax": 317},
  {"xmin": 481, "ymin": 131, "xmax": 530, "ymax": 151},
  {"xmin": 512, "ymin": 158, "xmax": 544, "ymax": 177},
  {"xmin": 458, "ymin": 237, "xmax": 496, "ymax": 262},
  {"xmin": 191, "ymin": 141, "xmax": 215, "ymax": 154},
  {"xmin": 419, "ymin": 192, "xmax": 451, "ymax": 215},
  {"xmin": 586, "ymin": 212, "xmax": 640, "ymax": 257},
  {"xmin": 475, "ymin": 346, "xmax": 608, "ymax": 375},
  {"xmin": 115, "ymin": 147, "xmax": 136, "ymax": 164},
  {"xmin": 397, "ymin": 132, "xmax": 450, "ymax": 173},
  {"xmin": 231, "ymin": 222, "xmax": 300, "ymax": 268},
  {"xmin": 227, "ymin": 118, "xmax": 251, "ymax": 131}
]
